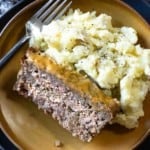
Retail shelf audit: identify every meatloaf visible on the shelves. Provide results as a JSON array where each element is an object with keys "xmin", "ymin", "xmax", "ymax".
[{"xmin": 13, "ymin": 48, "xmax": 120, "ymax": 142}]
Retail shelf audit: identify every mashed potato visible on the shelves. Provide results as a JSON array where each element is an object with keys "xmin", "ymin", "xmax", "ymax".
[{"xmin": 30, "ymin": 9, "xmax": 150, "ymax": 128}]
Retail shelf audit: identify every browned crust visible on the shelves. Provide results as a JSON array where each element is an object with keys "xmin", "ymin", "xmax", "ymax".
[{"xmin": 25, "ymin": 48, "xmax": 120, "ymax": 114}]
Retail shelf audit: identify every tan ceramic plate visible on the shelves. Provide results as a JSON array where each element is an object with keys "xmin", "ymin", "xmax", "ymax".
[{"xmin": 0, "ymin": 0, "xmax": 150, "ymax": 149}]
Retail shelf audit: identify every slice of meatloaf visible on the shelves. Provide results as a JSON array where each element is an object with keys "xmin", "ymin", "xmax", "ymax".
[{"xmin": 13, "ymin": 48, "xmax": 120, "ymax": 142}]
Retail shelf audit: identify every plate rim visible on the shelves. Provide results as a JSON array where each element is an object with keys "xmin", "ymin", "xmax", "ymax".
[
  {"xmin": 0, "ymin": 0, "xmax": 44, "ymax": 36},
  {"xmin": 0, "ymin": 0, "xmax": 150, "ymax": 37},
  {"xmin": 0, "ymin": 0, "xmax": 44, "ymax": 149}
]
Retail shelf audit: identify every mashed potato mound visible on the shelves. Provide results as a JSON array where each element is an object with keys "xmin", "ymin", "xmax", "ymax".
[{"xmin": 30, "ymin": 9, "xmax": 150, "ymax": 128}]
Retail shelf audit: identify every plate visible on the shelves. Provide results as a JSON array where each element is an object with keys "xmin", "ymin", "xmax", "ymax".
[
  {"xmin": 0, "ymin": 0, "xmax": 150, "ymax": 149},
  {"xmin": 0, "ymin": 0, "xmax": 34, "ymax": 32}
]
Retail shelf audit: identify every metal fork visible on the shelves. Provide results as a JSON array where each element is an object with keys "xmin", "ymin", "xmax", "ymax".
[{"xmin": 0, "ymin": 0, "xmax": 72, "ymax": 69}]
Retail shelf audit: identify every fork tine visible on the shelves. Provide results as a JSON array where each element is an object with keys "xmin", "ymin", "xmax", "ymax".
[
  {"xmin": 43, "ymin": 0, "xmax": 72, "ymax": 24},
  {"xmin": 39, "ymin": 0, "xmax": 62, "ymax": 22},
  {"xmin": 54, "ymin": 1, "xmax": 72, "ymax": 20},
  {"xmin": 33, "ymin": 0, "xmax": 55, "ymax": 18}
]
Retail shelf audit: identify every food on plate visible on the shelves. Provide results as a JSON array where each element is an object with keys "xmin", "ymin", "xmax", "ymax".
[
  {"xmin": 55, "ymin": 140, "xmax": 63, "ymax": 147},
  {"xmin": 14, "ymin": 48, "xmax": 119, "ymax": 142},
  {"xmin": 14, "ymin": 9, "xmax": 150, "ymax": 141}
]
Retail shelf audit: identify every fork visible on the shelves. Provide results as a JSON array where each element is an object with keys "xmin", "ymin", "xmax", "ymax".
[{"xmin": 0, "ymin": 0, "xmax": 72, "ymax": 69}]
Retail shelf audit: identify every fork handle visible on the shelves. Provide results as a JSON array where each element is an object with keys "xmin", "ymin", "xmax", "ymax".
[{"xmin": 0, "ymin": 35, "xmax": 29, "ymax": 69}]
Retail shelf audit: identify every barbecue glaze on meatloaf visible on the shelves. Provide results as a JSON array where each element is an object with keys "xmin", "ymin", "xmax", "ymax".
[{"xmin": 13, "ymin": 48, "xmax": 120, "ymax": 142}]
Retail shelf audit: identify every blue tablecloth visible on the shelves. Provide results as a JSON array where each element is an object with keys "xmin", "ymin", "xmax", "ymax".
[{"xmin": 0, "ymin": 0, "xmax": 150, "ymax": 149}]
